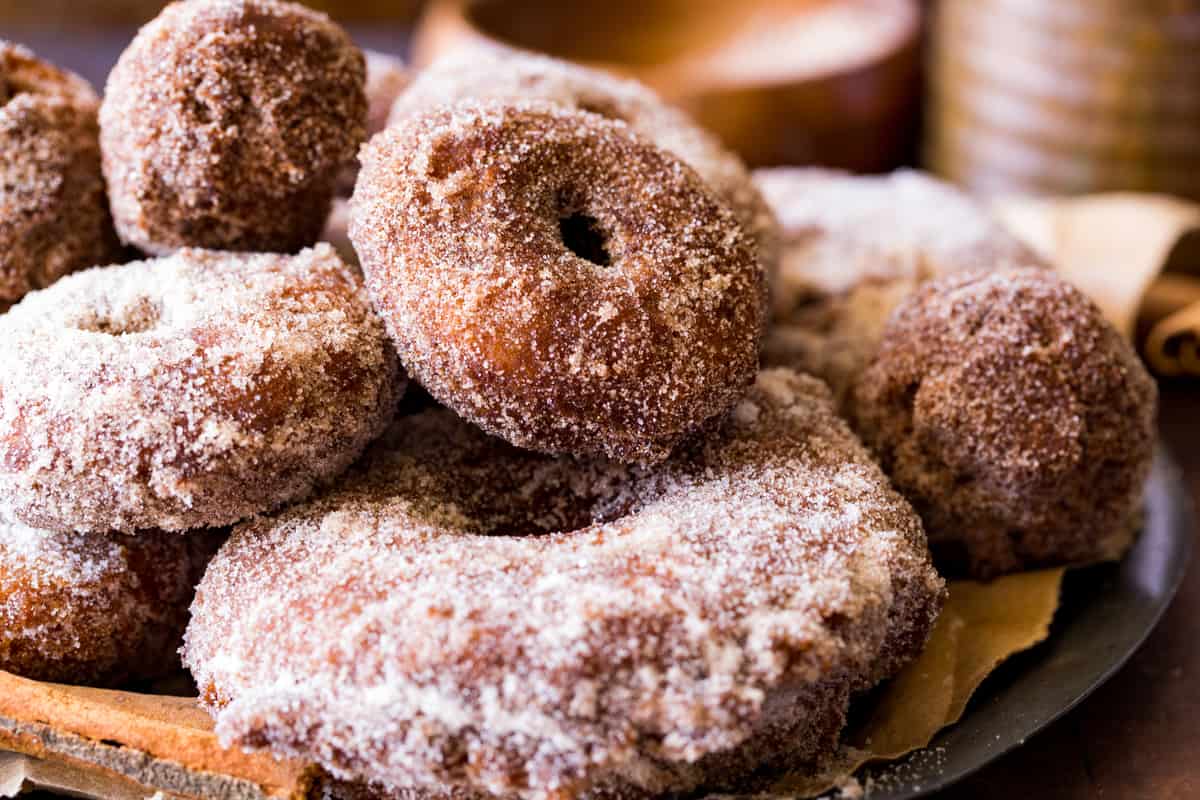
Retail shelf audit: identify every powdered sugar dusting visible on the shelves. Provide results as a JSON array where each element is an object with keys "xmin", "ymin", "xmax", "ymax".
[
  {"xmin": 185, "ymin": 369, "xmax": 943, "ymax": 799},
  {"xmin": 0, "ymin": 244, "xmax": 401, "ymax": 533}
]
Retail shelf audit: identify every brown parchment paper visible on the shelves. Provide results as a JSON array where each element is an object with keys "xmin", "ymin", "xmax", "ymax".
[{"xmin": 758, "ymin": 569, "xmax": 1065, "ymax": 798}]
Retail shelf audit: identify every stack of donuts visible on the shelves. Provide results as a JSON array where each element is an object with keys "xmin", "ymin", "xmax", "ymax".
[{"xmin": 0, "ymin": 2, "xmax": 1156, "ymax": 799}]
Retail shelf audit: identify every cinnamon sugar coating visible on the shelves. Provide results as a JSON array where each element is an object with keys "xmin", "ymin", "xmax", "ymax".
[
  {"xmin": 0, "ymin": 244, "xmax": 401, "ymax": 534},
  {"xmin": 0, "ymin": 42, "xmax": 120, "ymax": 310},
  {"xmin": 351, "ymin": 102, "xmax": 766, "ymax": 462},
  {"xmin": 0, "ymin": 521, "xmax": 223, "ymax": 686},
  {"xmin": 852, "ymin": 268, "xmax": 1158, "ymax": 578},
  {"xmin": 757, "ymin": 168, "xmax": 1046, "ymax": 405},
  {"xmin": 390, "ymin": 49, "xmax": 779, "ymax": 280},
  {"xmin": 99, "ymin": 0, "xmax": 367, "ymax": 255},
  {"xmin": 184, "ymin": 370, "xmax": 944, "ymax": 800}
]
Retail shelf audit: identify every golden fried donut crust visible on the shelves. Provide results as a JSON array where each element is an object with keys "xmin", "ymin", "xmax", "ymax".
[
  {"xmin": 391, "ymin": 48, "xmax": 779, "ymax": 280},
  {"xmin": 99, "ymin": 0, "xmax": 367, "ymax": 255},
  {"xmin": 852, "ymin": 268, "xmax": 1158, "ymax": 578},
  {"xmin": 184, "ymin": 370, "xmax": 944, "ymax": 800},
  {"xmin": 0, "ymin": 521, "xmax": 223, "ymax": 686},
  {"xmin": 0, "ymin": 244, "xmax": 401, "ymax": 533},
  {"xmin": 351, "ymin": 101, "xmax": 766, "ymax": 463},
  {"xmin": 0, "ymin": 42, "xmax": 120, "ymax": 310}
]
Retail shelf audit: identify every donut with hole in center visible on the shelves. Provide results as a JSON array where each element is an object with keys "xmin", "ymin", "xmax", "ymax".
[
  {"xmin": 184, "ymin": 369, "xmax": 944, "ymax": 800},
  {"xmin": 0, "ymin": 244, "xmax": 401, "ymax": 534},
  {"xmin": 352, "ymin": 101, "xmax": 766, "ymax": 463}
]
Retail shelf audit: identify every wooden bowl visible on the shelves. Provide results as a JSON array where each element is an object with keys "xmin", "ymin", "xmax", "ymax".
[{"xmin": 412, "ymin": 0, "xmax": 923, "ymax": 170}]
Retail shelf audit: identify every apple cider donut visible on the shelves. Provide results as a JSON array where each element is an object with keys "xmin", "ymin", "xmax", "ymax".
[
  {"xmin": 184, "ymin": 369, "xmax": 944, "ymax": 800},
  {"xmin": 352, "ymin": 101, "xmax": 766, "ymax": 462},
  {"xmin": 0, "ymin": 42, "xmax": 120, "ymax": 311},
  {"xmin": 0, "ymin": 244, "xmax": 401, "ymax": 534},
  {"xmin": 390, "ymin": 48, "xmax": 779, "ymax": 278},
  {"xmin": 0, "ymin": 521, "xmax": 223, "ymax": 686},
  {"xmin": 852, "ymin": 268, "xmax": 1158, "ymax": 578},
  {"xmin": 757, "ymin": 168, "xmax": 1047, "ymax": 405},
  {"xmin": 99, "ymin": 0, "xmax": 367, "ymax": 255}
]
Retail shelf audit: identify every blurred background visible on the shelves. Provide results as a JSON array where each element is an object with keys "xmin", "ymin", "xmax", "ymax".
[
  {"xmin": 4, "ymin": 0, "xmax": 1198, "ymax": 192},
  {"xmin": 3, "ymin": 0, "xmax": 1200, "ymax": 376}
]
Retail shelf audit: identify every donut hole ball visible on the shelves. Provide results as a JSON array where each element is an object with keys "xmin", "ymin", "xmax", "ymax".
[
  {"xmin": 390, "ymin": 48, "xmax": 779, "ymax": 280},
  {"xmin": 99, "ymin": 0, "xmax": 368, "ymax": 255},
  {"xmin": 0, "ymin": 43, "xmax": 121, "ymax": 310},
  {"xmin": 0, "ymin": 522, "xmax": 224, "ymax": 687},
  {"xmin": 852, "ymin": 267, "xmax": 1158, "ymax": 578},
  {"xmin": 352, "ymin": 101, "xmax": 766, "ymax": 463}
]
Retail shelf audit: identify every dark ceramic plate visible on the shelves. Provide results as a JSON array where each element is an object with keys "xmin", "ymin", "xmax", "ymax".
[{"xmin": 858, "ymin": 450, "xmax": 1195, "ymax": 798}]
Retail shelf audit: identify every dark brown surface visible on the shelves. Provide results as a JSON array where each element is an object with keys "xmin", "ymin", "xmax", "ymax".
[{"xmin": 932, "ymin": 382, "xmax": 1200, "ymax": 800}]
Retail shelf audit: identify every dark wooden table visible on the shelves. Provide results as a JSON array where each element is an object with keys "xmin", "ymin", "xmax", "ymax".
[{"xmin": 7, "ymin": 23, "xmax": 1200, "ymax": 800}]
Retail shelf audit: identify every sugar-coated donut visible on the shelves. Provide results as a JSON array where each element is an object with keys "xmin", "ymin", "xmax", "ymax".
[
  {"xmin": 390, "ymin": 48, "xmax": 779, "ymax": 279},
  {"xmin": 99, "ymin": 0, "xmax": 367, "ymax": 255},
  {"xmin": 0, "ymin": 42, "xmax": 120, "ymax": 311},
  {"xmin": 0, "ymin": 521, "xmax": 223, "ymax": 686},
  {"xmin": 757, "ymin": 168, "xmax": 1046, "ymax": 405},
  {"xmin": 0, "ymin": 244, "xmax": 401, "ymax": 534},
  {"xmin": 352, "ymin": 101, "xmax": 766, "ymax": 463},
  {"xmin": 184, "ymin": 369, "xmax": 944, "ymax": 800},
  {"xmin": 852, "ymin": 268, "xmax": 1157, "ymax": 578},
  {"xmin": 755, "ymin": 168, "xmax": 1044, "ymax": 315}
]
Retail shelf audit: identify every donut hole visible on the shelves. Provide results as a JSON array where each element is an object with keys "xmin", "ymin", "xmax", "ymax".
[
  {"xmin": 429, "ymin": 461, "xmax": 639, "ymax": 537},
  {"xmin": 576, "ymin": 97, "xmax": 627, "ymax": 124},
  {"xmin": 74, "ymin": 297, "xmax": 163, "ymax": 336},
  {"xmin": 397, "ymin": 416, "xmax": 650, "ymax": 537},
  {"xmin": 558, "ymin": 211, "xmax": 611, "ymax": 267}
]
